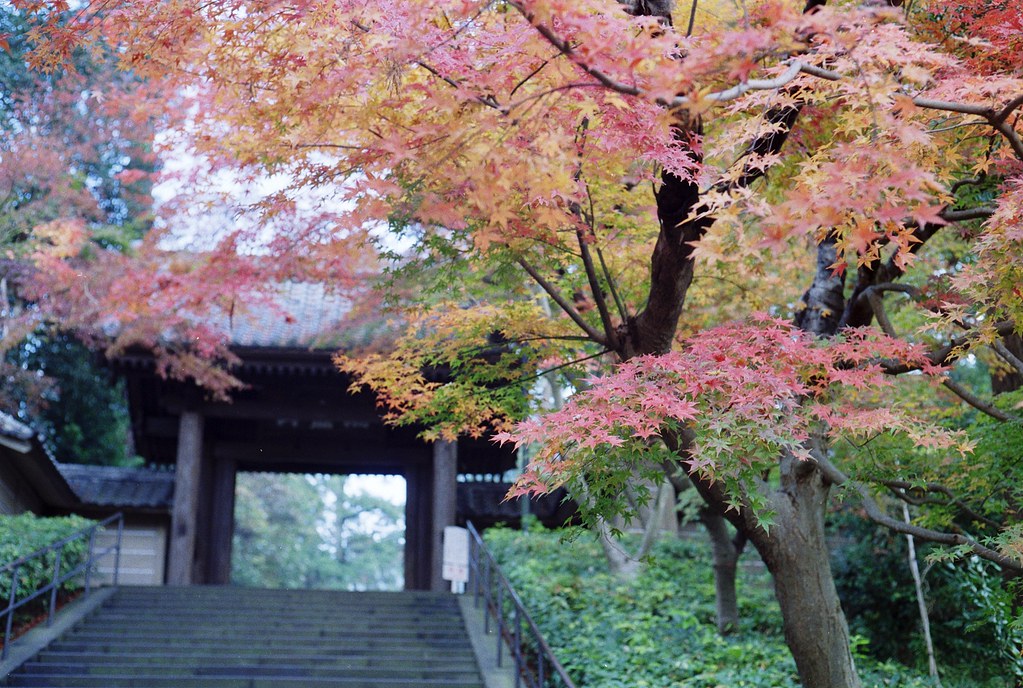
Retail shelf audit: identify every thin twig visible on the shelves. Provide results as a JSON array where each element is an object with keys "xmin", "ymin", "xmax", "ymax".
[
  {"xmin": 686, "ymin": 0, "xmax": 699, "ymax": 37},
  {"xmin": 882, "ymin": 480, "xmax": 1002, "ymax": 530}
]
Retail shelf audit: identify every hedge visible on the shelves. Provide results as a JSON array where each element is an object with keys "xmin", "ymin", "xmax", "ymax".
[{"xmin": 0, "ymin": 513, "xmax": 95, "ymax": 603}]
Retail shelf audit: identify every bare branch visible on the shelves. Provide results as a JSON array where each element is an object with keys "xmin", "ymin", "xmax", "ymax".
[
  {"xmin": 993, "ymin": 93, "xmax": 1023, "ymax": 126},
  {"xmin": 815, "ymin": 454, "xmax": 1021, "ymax": 572},
  {"xmin": 942, "ymin": 377, "xmax": 1018, "ymax": 422},
  {"xmin": 577, "ymin": 228, "xmax": 620, "ymax": 349},
  {"xmin": 939, "ymin": 206, "xmax": 997, "ymax": 223},
  {"xmin": 882, "ymin": 479, "xmax": 1002, "ymax": 530},
  {"xmin": 517, "ymin": 257, "xmax": 607, "ymax": 345},
  {"xmin": 912, "ymin": 98, "xmax": 996, "ymax": 117}
]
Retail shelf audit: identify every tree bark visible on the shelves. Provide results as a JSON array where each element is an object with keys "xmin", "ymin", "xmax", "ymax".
[
  {"xmin": 757, "ymin": 451, "xmax": 862, "ymax": 688},
  {"xmin": 597, "ymin": 518, "xmax": 643, "ymax": 580},
  {"xmin": 992, "ymin": 333, "xmax": 1023, "ymax": 394},
  {"xmin": 584, "ymin": 1, "xmax": 865, "ymax": 680},
  {"xmin": 702, "ymin": 511, "xmax": 743, "ymax": 634}
]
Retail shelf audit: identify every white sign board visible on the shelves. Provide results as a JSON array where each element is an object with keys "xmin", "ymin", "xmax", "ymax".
[{"xmin": 442, "ymin": 526, "xmax": 469, "ymax": 584}]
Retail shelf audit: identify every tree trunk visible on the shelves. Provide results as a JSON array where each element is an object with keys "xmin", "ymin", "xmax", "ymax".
[
  {"xmin": 702, "ymin": 511, "xmax": 742, "ymax": 634},
  {"xmin": 597, "ymin": 519, "xmax": 643, "ymax": 580},
  {"xmin": 992, "ymin": 333, "xmax": 1023, "ymax": 394},
  {"xmin": 758, "ymin": 455, "xmax": 861, "ymax": 688}
]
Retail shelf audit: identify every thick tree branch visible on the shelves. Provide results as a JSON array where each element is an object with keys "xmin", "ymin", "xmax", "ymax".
[
  {"xmin": 795, "ymin": 234, "xmax": 845, "ymax": 336},
  {"xmin": 517, "ymin": 257, "xmax": 607, "ymax": 344},
  {"xmin": 942, "ymin": 377, "xmax": 1019, "ymax": 422},
  {"xmin": 879, "ymin": 320, "xmax": 1018, "ymax": 375},
  {"xmin": 914, "ymin": 97, "xmax": 1023, "ymax": 160},
  {"xmin": 577, "ymin": 228, "xmax": 620, "ymax": 350},
  {"xmin": 940, "ymin": 206, "xmax": 997, "ymax": 223},
  {"xmin": 993, "ymin": 93, "xmax": 1023, "ymax": 126},
  {"xmin": 862, "ymin": 283, "xmax": 917, "ymax": 338},
  {"xmin": 815, "ymin": 455, "xmax": 1022, "ymax": 572},
  {"xmin": 912, "ymin": 98, "xmax": 999, "ymax": 117},
  {"xmin": 859, "ymin": 484, "xmax": 1020, "ymax": 570},
  {"xmin": 510, "ymin": 1, "xmax": 840, "ymax": 109},
  {"xmin": 841, "ymin": 205, "xmax": 995, "ymax": 329},
  {"xmin": 867, "ymin": 293, "xmax": 1023, "ymax": 421},
  {"xmin": 993, "ymin": 338, "xmax": 1023, "ymax": 376}
]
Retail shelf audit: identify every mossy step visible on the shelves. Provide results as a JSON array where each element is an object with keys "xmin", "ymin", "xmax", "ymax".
[
  {"xmin": 19, "ymin": 663, "xmax": 482, "ymax": 680},
  {"xmin": 63, "ymin": 627, "xmax": 468, "ymax": 639},
  {"xmin": 6, "ymin": 587, "xmax": 483, "ymax": 688},
  {"xmin": 7, "ymin": 675, "xmax": 483, "ymax": 688},
  {"xmin": 37, "ymin": 649, "xmax": 477, "ymax": 664},
  {"xmin": 28, "ymin": 655, "xmax": 479, "ymax": 670}
]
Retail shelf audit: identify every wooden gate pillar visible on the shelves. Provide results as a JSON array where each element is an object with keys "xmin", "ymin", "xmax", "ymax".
[
  {"xmin": 168, "ymin": 411, "xmax": 204, "ymax": 585},
  {"xmin": 205, "ymin": 456, "xmax": 237, "ymax": 584},
  {"xmin": 403, "ymin": 463, "xmax": 431, "ymax": 590},
  {"xmin": 431, "ymin": 440, "xmax": 457, "ymax": 591}
]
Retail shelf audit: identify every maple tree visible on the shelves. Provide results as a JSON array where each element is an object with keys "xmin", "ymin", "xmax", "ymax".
[
  {"xmin": 8, "ymin": 0, "xmax": 1023, "ymax": 685},
  {"xmin": 0, "ymin": 2, "xmax": 161, "ymax": 427}
]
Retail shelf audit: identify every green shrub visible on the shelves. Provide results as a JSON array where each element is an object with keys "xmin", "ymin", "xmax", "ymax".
[
  {"xmin": 0, "ymin": 513, "xmax": 95, "ymax": 603},
  {"xmin": 484, "ymin": 526, "xmax": 989, "ymax": 688},
  {"xmin": 829, "ymin": 511, "xmax": 1014, "ymax": 685}
]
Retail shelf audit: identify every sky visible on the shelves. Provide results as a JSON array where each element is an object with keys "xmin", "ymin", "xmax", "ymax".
[{"xmin": 344, "ymin": 474, "xmax": 406, "ymax": 506}]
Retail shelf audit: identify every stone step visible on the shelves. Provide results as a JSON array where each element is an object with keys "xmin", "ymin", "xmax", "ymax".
[
  {"xmin": 34, "ymin": 650, "xmax": 474, "ymax": 666},
  {"xmin": 4, "ymin": 587, "xmax": 484, "ymax": 688},
  {"xmin": 59, "ymin": 627, "xmax": 469, "ymax": 640},
  {"xmin": 30, "ymin": 653, "xmax": 479, "ymax": 670},
  {"xmin": 18, "ymin": 663, "xmax": 482, "ymax": 680},
  {"xmin": 75, "ymin": 621, "xmax": 464, "ymax": 629},
  {"xmin": 9, "ymin": 675, "xmax": 483, "ymax": 688}
]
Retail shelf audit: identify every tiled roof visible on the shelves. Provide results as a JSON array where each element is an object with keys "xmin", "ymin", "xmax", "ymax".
[
  {"xmin": 0, "ymin": 411, "xmax": 34, "ymax": 442},
  {"xmin": 222, "ymin": 282, "xmax": 388, "ymax": 351},
  {"xmin": 58, "ymin": 464, "xmax": 175, "ymax": 509}
]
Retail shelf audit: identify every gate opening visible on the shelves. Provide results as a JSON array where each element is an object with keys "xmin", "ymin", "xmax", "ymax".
[{"xmin": 231, "ymin": 472, "xmax": 406, "ymax": 590}]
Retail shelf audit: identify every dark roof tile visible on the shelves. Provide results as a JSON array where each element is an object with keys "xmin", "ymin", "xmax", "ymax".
[
  {"xmin": 58, "ymin": 464, "xmax": 174, "ymax": 509},
  {"xmin": 224, "ymin": 283, "xmax": 356, "ymax": 349}
]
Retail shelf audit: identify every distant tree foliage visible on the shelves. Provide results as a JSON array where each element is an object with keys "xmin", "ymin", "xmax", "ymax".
[
  {"xmin": 232, "ymin": 473, "xmax": 404, "ymax": 591},
  {"xmin": 7, "ymin": 333, "xmax": 136, "ymax": 467}
]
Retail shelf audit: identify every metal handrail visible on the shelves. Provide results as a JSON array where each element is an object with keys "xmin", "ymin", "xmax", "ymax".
[
  {"xmin": 466, "ymin": 521, "xmax": 577, "ymax": 688},
  {"xmin": 1, "ymin": 513, "xmax": 124, "ymax": 659}
]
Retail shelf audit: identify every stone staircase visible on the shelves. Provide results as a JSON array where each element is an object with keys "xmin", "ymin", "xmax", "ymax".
[{"xmin": 3, "ymin": 586, "xmax": 486, "ymax": 688}]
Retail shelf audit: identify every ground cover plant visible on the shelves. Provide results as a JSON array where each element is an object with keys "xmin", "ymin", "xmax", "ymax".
[{"xmin": 486, "ymin": 525, "xmax": 1011, "ymax": 687}]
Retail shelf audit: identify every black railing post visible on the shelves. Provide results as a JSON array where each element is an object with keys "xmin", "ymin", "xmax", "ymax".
[
  {"xmin": 496, "ymin": 584, "xmax": 504, "ymax": 667},
  {"xmin": 465, "ymin": 521, "xmax": 577, "ymax": 688},
  {"xmin": 47, "ymin": 546, "xmax": 63, "ymax": 627},
  {"xmin": 513, "ymin": 604, "xmax": 522, "ymax": 688},
  {"xmin": 3, "ymin": 564, "xmax": 20, "ymax": 660},
  {"xmin": 113, "ymin": 516, "xmax": 124, "ymax": 586},
  {"xmin": 84, "ymin": 525, "xmax": 96, "ymax": 598},
  {"xmin": 484, "ymin": 554, "xmax": 492, "ymax": 634},
  {"xmin": 1, "ymin": 513, "xmax": 124, "ymax": 658}
]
